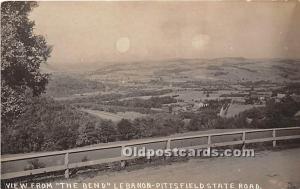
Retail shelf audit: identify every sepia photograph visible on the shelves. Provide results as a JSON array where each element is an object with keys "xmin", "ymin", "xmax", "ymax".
[{"xmin": 1, "ymin": 1, "xmax": 300, "ymax": 189}]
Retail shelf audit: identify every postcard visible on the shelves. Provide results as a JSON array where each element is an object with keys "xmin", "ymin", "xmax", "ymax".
[{"xmin": 1, "ymin": 1, "xmax": 300, "ymax": 189}]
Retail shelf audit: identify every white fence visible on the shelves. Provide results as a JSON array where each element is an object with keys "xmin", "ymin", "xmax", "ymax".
[{"xmin": 1, "ymin": 127, "xmax": 300, "ymax": 180}]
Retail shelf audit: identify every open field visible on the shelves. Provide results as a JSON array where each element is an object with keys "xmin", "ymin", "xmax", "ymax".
[
  {"xmin": 80, "ymin": 109, "xmax": 147, "ymax": 122},
  {"xmin": 225, "ymin": 104, "xmax": 265, "ymax": 118}
]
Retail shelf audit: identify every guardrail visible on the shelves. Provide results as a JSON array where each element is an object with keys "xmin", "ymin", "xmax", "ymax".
[{"xmin": 1, "ymin": 127, "xmax": 300, "ymax": 180}]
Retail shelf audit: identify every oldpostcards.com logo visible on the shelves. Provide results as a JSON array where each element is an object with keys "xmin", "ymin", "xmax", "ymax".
[{"xmin": 122, "ymin": 147, "xmax": 255, "ymax": 159}]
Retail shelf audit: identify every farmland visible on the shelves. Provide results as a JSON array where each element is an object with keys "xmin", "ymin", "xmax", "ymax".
[
  {"xmin": 80, "ymin": 109, "xmax": 146, "ymax": 122},
  {"xmin": 44, "ymin": 58, "xmax": 300, "ymax": 120},
  {"xmin": 3, "ymin": 58, "xmax": 300, "ymax": 155}
]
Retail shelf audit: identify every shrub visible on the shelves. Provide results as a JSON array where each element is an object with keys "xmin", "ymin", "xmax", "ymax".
[
  {"xmin": 117, "ymin": 119, "xmax": 140, "ymax": 140},
  {"xmin": 96, "ymin": 120, "xmax": 118, "ymax": 143}
]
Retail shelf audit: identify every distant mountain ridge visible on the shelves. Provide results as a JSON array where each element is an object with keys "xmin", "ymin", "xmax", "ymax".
[{"xmin": 42, "ymin": 58, "xmax": 300, "ymax": 83}]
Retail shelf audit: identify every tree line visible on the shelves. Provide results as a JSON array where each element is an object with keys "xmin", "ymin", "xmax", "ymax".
[{"xmin": 3, "ymin": 94, "xmax": 299, "ymax": 154}]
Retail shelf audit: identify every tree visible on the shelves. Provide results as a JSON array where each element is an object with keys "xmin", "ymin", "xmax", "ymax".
[
  {"xmin": 1, "ymin": 2, "xmax": 52, "ymax": 125},
  {"xmin": 76, "ymin": 121, "xmax": 98, "ymax": 146},
  {"xmin": 117, "ymin": 119, "xmax": 139, "ymax": 140},
  {"xmin": 187, "ymin": 116, "xmax": 211, "ymax": 131},
  {"xmin": 96, "ymin": 120, "xmax": 118, "ymax": 143}
]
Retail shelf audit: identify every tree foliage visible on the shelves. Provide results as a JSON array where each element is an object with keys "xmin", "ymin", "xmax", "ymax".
[
  {"xmin": 117, "ymin": 119, "xmax": 139, "ymax": 140},
  {"xmin": 1, "ymin": 1, "xmax": 52, "ymax": 124}
]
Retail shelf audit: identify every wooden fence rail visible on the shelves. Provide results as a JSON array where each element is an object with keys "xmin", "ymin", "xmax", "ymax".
[{"xmin": 1, "ymin": 127, "xmax": 300, "ymax": 180}]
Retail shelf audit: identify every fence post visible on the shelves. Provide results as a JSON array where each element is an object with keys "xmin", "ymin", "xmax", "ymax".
[
  {"xmin": 272, "ymin": 129, "xmax": 276, "ymax": 148},
  {"xmin": 121, "ymin": 145, "xmax": 125, "ymax": 157},
  {"xmin": 208, "ymin": 135, "xmax": 211, "ymax": 147},
  {"xmin": 64, "ymin": 152, "xmax": 69, "ymax": 179},
  {"xmin": 120, "ymin": 145, "xmax": 126, "ymax": 168},
  {"xmin": 242, "ymin": 131, "xmax": 246, "ymax": 149},
  {"xmin": 164, "ymin": 139, "xmax": 171, "ymax": 160},
  {"xmin": 166, "ymin": 139, "xmax": 171, "ymax": 149}
]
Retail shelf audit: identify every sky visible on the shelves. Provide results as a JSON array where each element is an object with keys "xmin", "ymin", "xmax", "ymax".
[{"xmin": 30, "ymin": 1, "xmax": 300, "ymax": 66}]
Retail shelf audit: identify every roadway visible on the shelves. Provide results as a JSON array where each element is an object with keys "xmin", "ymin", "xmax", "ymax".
[{"xmin": 62, "ymin": 148, "xmax": 300, "ymax": 189}]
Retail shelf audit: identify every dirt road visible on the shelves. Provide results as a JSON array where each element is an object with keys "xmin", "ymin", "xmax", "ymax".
[{"xmin": 61, "ymin": 148, "xmax": 300, "ymax": 189}]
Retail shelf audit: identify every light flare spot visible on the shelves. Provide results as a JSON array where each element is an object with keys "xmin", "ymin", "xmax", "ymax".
[
  {"xmin": 192, "ymin": 34, "xmax": 210, "ymax": 50},
  {"xmin": 116, "ymin": 37, "xmax": 130, "ymax": 53}
]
